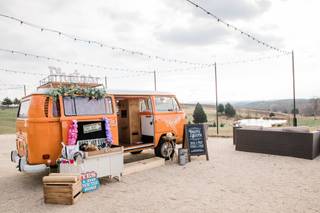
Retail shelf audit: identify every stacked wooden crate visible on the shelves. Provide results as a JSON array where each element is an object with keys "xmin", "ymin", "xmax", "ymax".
[{"xmin": 43, "ymin": 173, "xmax": 82, "ymax": 205}]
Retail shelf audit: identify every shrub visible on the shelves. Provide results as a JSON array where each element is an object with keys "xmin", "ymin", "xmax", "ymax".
[
  {"xmin": 225, "ymin": 103, "xmax": 236, "ymax": 117},
  {"xmin": 1, "ymin": 97, "xmax": 12, "ymax": 106},
  {"xmin": 13, "ymin": 98, "xmax": 20, "ymax": 105},
  {"xmin": 192, "ymin": 103, "xmax": 208, "ymax": 123},
  {"xmin": 217, "ymin": 104, "xmax": 225, "ymax": 114}
]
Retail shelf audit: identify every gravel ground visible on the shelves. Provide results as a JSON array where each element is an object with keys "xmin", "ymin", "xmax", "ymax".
[{"xmin": 1, "ymin": 134, "xmax": 320, "ymax": 213}]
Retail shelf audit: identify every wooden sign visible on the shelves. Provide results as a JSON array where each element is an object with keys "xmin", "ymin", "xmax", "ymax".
[{"xmin": 183, "ymin": 124, "xmax": 209, "ymax": 161}]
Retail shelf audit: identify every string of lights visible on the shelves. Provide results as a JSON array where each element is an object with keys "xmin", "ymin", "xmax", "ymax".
[
  {"xmin": 0, "ymin": 48, "xmax": 212, "ymax": 76},
  {"xmin": 219, "ymin": 52, "xmax": 290, "ymax": 66},
  {"xmin": 0, "ymin": 65, "xmax": 209, "ymax": 80},
  {"xmin": 0, "ymin": 50, "xmax": 290, "ymax": 80},
  {"xmin": 0, "ymin": 13, "xmax": 213, "ymax": 66},
  {"xmin": 0, "ymin": 83, "xmax": 25, "ymax": 87},
  {"xmin": 0, "ymin": 86, "xmax": 24, "ymax": 91},
  {"xmin": 111, "ymin": 72, "xmax": 152, "ymax": 79},
  {"xmin": 160, "ymin": 65, "xmax": 210, "ymax": 73},
  {"xmin": 0, "ymin": 48, "xmax": 152, "ymax": 73},
  {"xmin": 184, "ymin": 0, "xmax": 290, "ymax": 54},
  {"xmin": 0, "ymin": 66, "xmax": 149, "ymax": 80},
  {"xmin": 0, "ymin": 67, "xmax": 46, "ymax": 76}
]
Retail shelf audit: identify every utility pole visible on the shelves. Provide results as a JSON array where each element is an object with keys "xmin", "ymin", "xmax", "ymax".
[
  {"xmin": 214, "ymin": 63, "xmax": 219, "ymax": 135},
  {"xmin": 153, "ymin": 70, "xmax": 157, "ymax": 91},
  {"xmin": 291, "ymin": 50, "xmax": 297, "ymax": 126},
  {"xmin": 104, "ymin": 76, "xmax": 108, "ymax": 90},
  {"xmin": 23, "ymin": 85, "xmax": 26, "ymax": 96}
]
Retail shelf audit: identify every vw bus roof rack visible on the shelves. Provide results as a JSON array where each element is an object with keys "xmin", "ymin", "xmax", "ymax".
[{"xmin": 38, "ymin": 72, "xmax": 103, "ymax": 89}]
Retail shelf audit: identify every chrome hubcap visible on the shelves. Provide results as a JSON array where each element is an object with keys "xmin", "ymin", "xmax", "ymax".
[{"xmin": 161, "ymin": 141, "xmax": 174, "ymax": 158}]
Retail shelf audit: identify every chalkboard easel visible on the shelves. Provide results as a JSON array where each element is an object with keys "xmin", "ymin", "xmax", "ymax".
[{"xmin": 183, "ymin": 124, "xmax": 209, "ymax": 161}]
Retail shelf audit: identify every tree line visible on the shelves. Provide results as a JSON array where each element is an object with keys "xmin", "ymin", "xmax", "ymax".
[
  {"xmin": 192, "ymin": 102, "xmax": 236, "ymax": 124},
  {"xmin": 1, "ymin": 97, "xmax": 20, "ymax": 106}
]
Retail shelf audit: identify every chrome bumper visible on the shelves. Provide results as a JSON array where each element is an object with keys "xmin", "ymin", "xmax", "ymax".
[{"xmin": 11, "ymin": 151, "xmax": 48, "ymax": 173}]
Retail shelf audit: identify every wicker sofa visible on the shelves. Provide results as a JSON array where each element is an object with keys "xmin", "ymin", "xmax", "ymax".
[{"xmin": 234, "ymin": 127, "xmax": 320, "ymax": 159}]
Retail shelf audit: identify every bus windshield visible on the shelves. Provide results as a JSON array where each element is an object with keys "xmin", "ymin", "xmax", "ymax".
[{"xmin": 63, "ymin": 96, "xmax": 113, "ymax": 116}]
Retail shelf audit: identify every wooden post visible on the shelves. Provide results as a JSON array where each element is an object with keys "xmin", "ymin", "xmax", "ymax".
[
  {"xmin": 291, "ymin": 50, "xmax": 297, "ymax": 126},
  {"xmin": 104, "ymin": 76, "xmax": 108, "ymax": 90},
  {"xmin": 214, "ymin": 63, "xmax": 219, "ymax": 135},
  {"xmin": 153, "ymin": 70, "xmax": 157, "ymax": 91},
  {"xmin": 23, "ymin": 85, "xmax": 26, "ymax": 96}
]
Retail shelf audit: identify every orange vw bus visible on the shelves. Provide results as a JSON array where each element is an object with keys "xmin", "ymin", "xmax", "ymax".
[{"xmin": 11, "ymin": 76, "xmax": 186, "ymax": 173}]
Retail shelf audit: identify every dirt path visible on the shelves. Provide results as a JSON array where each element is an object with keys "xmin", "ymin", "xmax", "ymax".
[{"xmin": 1, "ymin": 134, "xmax": 320, "ymax": 213}]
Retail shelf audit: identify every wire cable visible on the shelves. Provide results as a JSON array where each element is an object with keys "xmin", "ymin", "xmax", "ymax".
[
  {"xmin": 0, "ymin": 48, "xmax": 151, "ymax": 73},
  {"xmin": 0, "ymin": 13, "xmax": 213, "ymax": 66},
  {"xmin": 184, "ymin": 0, "xmax": 290, "ymax": 54}
]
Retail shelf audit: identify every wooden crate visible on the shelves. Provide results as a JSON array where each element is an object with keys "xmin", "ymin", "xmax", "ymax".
[{"xmin": 43, "ymin": 180, "xmax": 82, "ymax": 205}]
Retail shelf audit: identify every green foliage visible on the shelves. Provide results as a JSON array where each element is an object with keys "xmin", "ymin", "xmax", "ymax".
[
  {"xmin": 1, "ymin": 97, "xmax": 12, "ymax": 106},
  {"xmin": 225, "ymin": 103, "xmax": 236, "ymax": 117},
  {"xmin": 220, "ymin": 123, "xmax": 225, "ymax": 127},
  {"xmin": 192, "ymin": 102, "xmax": 208, "ymax": 123},
  {"xmin": 217, "ymin": 104, "xmax": 225, "ymax": 114},
  {"xmin": 48, "ymin": 86, "xmax": 106, "ymax": 101},
  {"xmin": 13, "ymin": 98, "xmax": 20, "ymax": 105}
]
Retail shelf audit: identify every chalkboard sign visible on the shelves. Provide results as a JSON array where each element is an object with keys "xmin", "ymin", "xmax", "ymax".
[{"xmin": 183, "ymin": 124, "xmax": 209, "ymax": 161}]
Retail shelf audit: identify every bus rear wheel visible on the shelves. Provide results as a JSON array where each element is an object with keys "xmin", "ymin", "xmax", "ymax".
[{"xmin": 155, "ymin": 139, "xmax": 175, "ymax": 160}]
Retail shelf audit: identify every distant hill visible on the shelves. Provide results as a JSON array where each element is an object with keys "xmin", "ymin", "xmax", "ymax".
[
  {"xmin": 233, "ymin": 99, "xmax": 317, "ymax": 115},
  {"xmin": 182, "ymin": 98, "xmax": 319, "ymax": 116}
]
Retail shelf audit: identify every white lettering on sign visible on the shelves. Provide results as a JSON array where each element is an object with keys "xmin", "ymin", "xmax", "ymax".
[
  {"xmin": 83, "ymin": 123, "xmax": 102, "ymax": 134},
  {"xmin": 188, "ymin": 128, "xmax": 203, "ymax": 139},
  {"xmin": 77, "ymin": 138, "xmax": 105, "ymax": 147}
]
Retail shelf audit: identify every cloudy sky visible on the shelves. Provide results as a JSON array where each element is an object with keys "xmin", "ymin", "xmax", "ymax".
[{"xmin": 0, "ymin": 0, "xmax": 319, "ymax": 103}]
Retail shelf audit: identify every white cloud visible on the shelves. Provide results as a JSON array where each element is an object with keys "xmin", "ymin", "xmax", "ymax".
[
  {"xmin": 164, "ymin": 0, "xmax": 272, "ymax": 20},
  {"xmin": 0, "ymin": 0, "xmax": 319, "ymax": 103},
  {"xmin": 156, "ymin": 23, "xmax": 231, "ymax": 46}
]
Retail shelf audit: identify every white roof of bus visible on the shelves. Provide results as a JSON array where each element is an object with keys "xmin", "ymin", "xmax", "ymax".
[
  {"xmin": 106, "ymin": 90, "xmax": 174, "ymax": 96},
  {"xmin": 30, "ymin": 88, "xmax": 174, "ymax": 96}
]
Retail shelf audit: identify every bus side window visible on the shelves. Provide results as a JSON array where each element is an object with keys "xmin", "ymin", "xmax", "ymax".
[
  {"xmin": 105, "ymin": 97, "xmax": 113, "ymax": 114},
  {"xmin": 18, "ymin": 99, "xmax": 31, "ymax": 118},
  {"xmin": 53, "ymin": 99, "xmax": 61, "ymax": 117},
  {"xmin": 140, "ymin": 99, "xmax": 147, "ymax": 112},
  {"xmin": 140, "ymin": 98, "xmax": 152, "ymax": 112},
  {"xmin": 155, "ymin": 96, "xmax": 180, "ymax": 112}
]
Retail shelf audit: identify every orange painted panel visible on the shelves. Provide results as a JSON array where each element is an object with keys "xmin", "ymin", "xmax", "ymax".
[{"xmin": 151, "ymin": 96, "xmax": 186, "ymax": 147}]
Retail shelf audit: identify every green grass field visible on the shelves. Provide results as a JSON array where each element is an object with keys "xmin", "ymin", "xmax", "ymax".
[
  {"xmin": 0, "ymin": 106, "xmax": 319, "ymax": 136},
  {"xmin": 182, "ymin": 104, "xmax": 320, "ymax": 137},
  {"xmin": 295, "ymin": 116, "xmax": 320, "ymax": 129},
  {"xmin": 0, "ymin": 108, "xmax": 18, "ymax": 134}
]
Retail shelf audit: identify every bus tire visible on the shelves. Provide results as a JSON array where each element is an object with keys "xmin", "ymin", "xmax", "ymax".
[{"xmin": 155, "ymin": 139, "xmax": 175, "ymax": 160}]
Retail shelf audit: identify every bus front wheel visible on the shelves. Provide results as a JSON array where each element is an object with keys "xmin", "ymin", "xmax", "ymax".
[{"xmin": 155, "ymin": 139, "xmax": 175, "ymax": 160}]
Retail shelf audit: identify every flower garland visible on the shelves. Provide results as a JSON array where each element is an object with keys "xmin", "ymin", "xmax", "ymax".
[
  {"xmin": 67, "ymin": 120, "xmax": 78, "ymax": 145},
  {"xmin": 48, "ymin": 86, "xmax": 106, "ymax": 101},
  {"xmin": 103, "ymin": 117, "xmax": 113, "ymax": 146}
]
